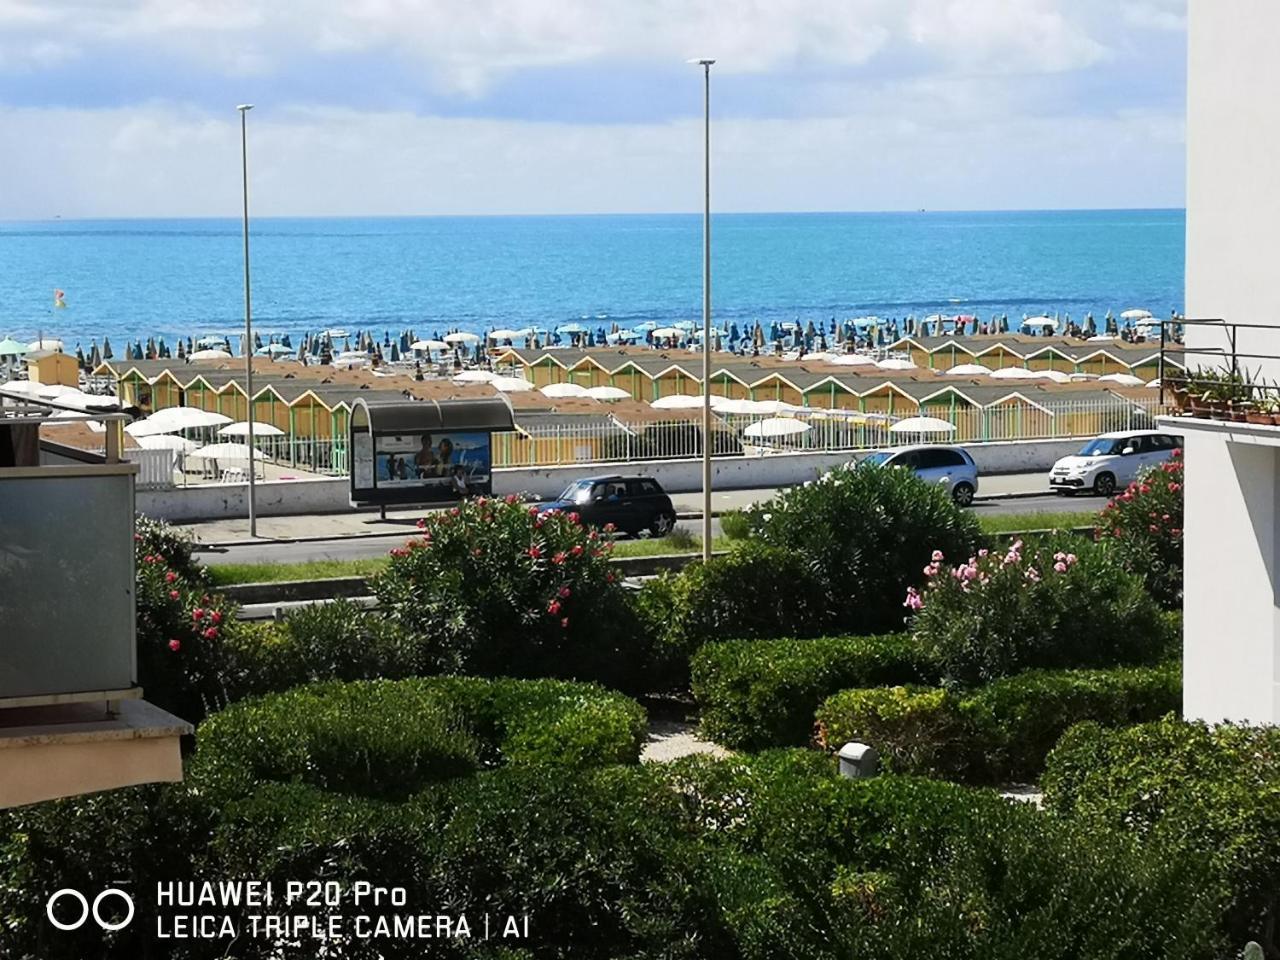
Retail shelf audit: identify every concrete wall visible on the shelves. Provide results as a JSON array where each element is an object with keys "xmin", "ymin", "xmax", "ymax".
[{"xmin": 137, "ymin": 438, "xmax": 1080, "ymax": 521}]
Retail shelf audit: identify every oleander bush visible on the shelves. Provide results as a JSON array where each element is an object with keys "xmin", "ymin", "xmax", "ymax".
[
  {"xmin": 372, "ymin": 496, "xmax": 647, "ymax": 690},
  {"xmin": 719, "ymin": 508, "xmax": 751, "ymax": 541},
  {"xmin": 742, "ymin": 464, "xmax": 983, "ymax": 634},
  {"xmin": 637, "ymin": 542, "xmax": 834, "ymax": 691},
  {"xmin": 690, "ymin": 633, "xmax": 931, "ymax": 749},
  {"xmin": 1095, "ymin": 449, "xmax": 1184, "ymax": 607},
  {"xmin": 1043, "ymin": 717, "xmax": 1280, "ymax": 952},
  {"xmin": 815, "ymin": 663, "xmax": 1181, "ymax": 782},
  {"xmin": 192, "ymin": 677, "xmax": 647, "ymax": 801},
  {"xmin": 908, "ymin": 532, "xmax": 1171, "ymax": 685}
]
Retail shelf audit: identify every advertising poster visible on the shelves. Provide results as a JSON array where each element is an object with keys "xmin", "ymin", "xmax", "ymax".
[{"xmin": 372, "ymin": 431, "xmax": 491, "ymax": 495}]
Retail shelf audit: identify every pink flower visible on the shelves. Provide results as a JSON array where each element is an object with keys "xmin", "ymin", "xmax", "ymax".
[
  {"xmin": 1066, "ymin": 553, "xmax": 1077, "ymax": 565},
  {"xmin": 1053, "ymin": 561, "xmax": 1067, "ymax": 573},
  {"xmin": 1053, "ymin": 551, "xmax": 1067, "ymax": 562},
  {"xmin": 568, "ymin": 512, "xmax": 581, "ymax": 524},
  {"xmin": 923, "ymin": 563, "xmax": 938, "ymax": 577},
  {"xmin": 558, "ymin": 586, "xmax": 571, "ymax": 599},
  {"xmin": 168, "ymin": 638, "xmax": 181, "ymax": 652},
  {"xmin": 1168, "ymin": 482, "xmax": 1181, "ymax": 493},
  {"xmin": 1172, "ymin": 447, "xmax": 1182, "ymax": 458},
  {"xmin": 903, "ymin": 586, "xmax": 923, "ymax": 611},
  {"xmin": 165, "ymin": 571, "xmax": 177, "ymax": 583},
  {"xmin": 473, "ymin": 547, "xmax": 483, "ymax": 557},
  {"xmin": 169, "ymin": 589, "xmax": 180, "ymax": 600},
  {"xmin": 202, "ymin": 627, "xmax": 218, "ymax": 640},
  {"xmin": 571, "ymin": 545, "xmax": 584, "ymax": 557},
  {"xmin": 960, "ymin": 580, "xmax": 971, "ymax": 593},
  {"xmin": 450, "ymin": 507, "xmax": 460, "ymax": 517},
  {"xmin": 192, "ymin": 608, "xmax": 205, "ymax": 621},
  {"xmin": 1025, "ymin": 567, "xmax": 1041, "ymax": 583},
  {"xmin": 962, "ymin": 565, "xmax": 979, "ymax": 581},
  {"xmin": 978, "ymin": 548, "xmax": 989, "ymax": 558},
  {"xmin": 560, "ymin": 617, "xmax": 570, "ymax": 629},
  {"xmin": 931, "ymin": 549, "xmax": 944, "ymax": 562},
  {"xmin": 505, "ymin": 494, "xmax": 518, "ymax": 505},
  {"xmin": 1149, "ymin": 524, "xmax": 1159, "ymax": 533},
  {"xmin": 1139, "ymin": 484, "xmax": 1151, "ymax": 494},
  {"xmin": 552, "ymin": 551, "xmax": 568, "ymax": 565},
  {"xmin": 603, "ymin": 522, "xmax": 617, "ymax": 533},
  {"xmin": 528, "ymin": 506, "xmax": 540, "ymax": 516},
  {"xmin": 588, "ymin": 531, "xmax": 599, "ymax": 542},
  {"xmin": 416, "ymin": 518, "xmax": 427, "ymax": 529},
  {"xmin": 547, "ymin": 600, "xmax": 562, "ymax": 616}
]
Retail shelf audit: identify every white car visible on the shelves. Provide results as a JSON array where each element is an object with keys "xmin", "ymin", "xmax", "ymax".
[
  {"xmin": 856, "ymin": 445, "xmax": 980, "ymax": 506},
  {"xmin": 1049, "ymin": 429, "xmax": 1183, "ymax": 497}
]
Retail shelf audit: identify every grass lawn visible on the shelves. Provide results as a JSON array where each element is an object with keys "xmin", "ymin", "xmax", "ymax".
[{"xmin": 977, "ymin": 509, "xmax": 1095, "ymax": 535}]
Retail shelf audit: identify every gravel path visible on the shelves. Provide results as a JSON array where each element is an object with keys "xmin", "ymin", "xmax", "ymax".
[{"xmin": 641, "ymin": 719, "xmax": 729, "ymax": 763}]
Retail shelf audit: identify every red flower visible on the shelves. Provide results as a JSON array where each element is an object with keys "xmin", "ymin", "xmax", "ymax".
[
  {"xmin": 164, "ymin": 571, "xmax": 177, "ymax": 583},
  {"xmin": 603, "ymin": 522, "xmax": 617, "ymax": 533},
  {"xmin": 416, "ymin": 518, "xmax": 427, "ymax": 530},
  {"xmin": 528, "ymin": 545, "xmax": 543, "ymax": 559},
  {"xmin": 192, "ymin": 608, "xmax": 205, "ymax": 621},
  {"xmin": 528, "ymin": 506, "xmax": 540, "ymax": 517},
  {"xmin": 606, "ymin": 573, "xmax": 616, "ymax": 583},
  {"xmin": 473, "ymin": 547, "xmax": 483, "ymax": 557},
  {"xmin": 552, "ymin": 551, "xmax": 567, "ymax": 565},
  {"xmin": 567, "ymin": 512, "xmax": 581, "ymax": 524},
  {"xmin": 588, "ymin": 531, "xmax": 599, "ymax": 542},
  {"xmin": 505, "ymin": 494, "xmax": 519, "ymax": 505},
  {"xmin": 202, "ymin": 627, "xmax": 218, "ymax": 640},
  {"xmin": 1139, "ymin": 484, "xmax": 1151, "ymax": 494},
  {"xmin": 558, "ymin": 586, "xmax": 571, "ymax": 599},
  {"xmin": 169, "ymin": 590, "xmax": 180, "ymax": 600},
  {"xmin": 211, "ymin": 611, "xmax": 223, "ymax": 625},
  {"xmin": 1172, "ymin": 447, "xmax": 1182, "ymax": 458},
  {"xmin": 450, "ymin": 507, "xmax": 460, "ymax": 517},
  {"xmin": 547, "ymin": 600, "xmax": 562, "ymax": 616},
  {"xmin": 571, "ymin": 545, "xmax": 584, "ymax": 557},
  {"xmin": 168, "ymin": 638, "xmax": 181, "ymax": 652},
  {"xmin": 560, "ymin": 617, "xmax": 570, "ymax": 629}
]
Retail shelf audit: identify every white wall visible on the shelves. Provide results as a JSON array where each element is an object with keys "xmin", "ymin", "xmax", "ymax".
[
  {"xmin": 1186, "ymin": 0, "xmax": 1280, "ymax": 370},
  {"xmin": 137, "ymin": 438, "xmax": 1080, "ymax": 522}
]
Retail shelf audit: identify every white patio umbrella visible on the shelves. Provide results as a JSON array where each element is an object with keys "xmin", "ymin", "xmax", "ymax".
[
  {"xmin": 540, "ymin": 383, "xmax": 589, "ymax": 398},
  {"xmin": 137, "ymin": 435, "xmax": 200, "ymax": 453},
  {"xmin": 799, "ymin": 352, "xmax": 839, "ymax": 363},
  {"xmin": 889, "ymin": 416, "xmax": 956, "ymax": 435},
  {"xmin": 1120, "ymin": 309, "xmax": 1153, "ymax": 320},
  {"xmin": 584, "ymin": 385, "xmax": 631, "ymax": 401},
  {"xmin": 219, "ymin": 420, "xmax": 286, "ymax": 437},
  {"xmin": 0, "ymin": 337, "xmax": 28, "ymax": 357},
  {"xmin": 747, "ymin": 399, "xmax": 807, "ymax": 415},
  {"xmin": 1145, "ymin": 378, "xmax": 1162, "ymax": 389},
  {"xmin": 488, "ymin": 329, "xmax": 525, "ymax": 341},
  {"xmin": 1034, "ymin": 370, "xmax": 1073, "ymax": 383},
  {"xmin": 650, "ymin": 394, "xmax": 706, "ymax": 410},
  {"xmin": 188, "ymin": 442, "xmax": 265, "ymax": 461},
  {"xmin": 188, "ymin": 349, "xmax": 232, "ymax": 360},
  {"xmin": 650, "ymin": 327, "xmax": 685, "ymax": 339},
  {"xmin": 411, "ymin": 340, "xmax": 449, "ymax": 352},
  {"xmin": 829, "ymin": 354, "xmax": 876, "ymax": 367},
  {"xmin": 946, "ymin": 363, "xmax": 994, "ymax": 376},
  {"xmin": 989, "ymin": 366, "xmax": 1040, "ymax": 379},
  {"xmin": 491, "ymin": 376, "xmax": 535, "ymax": 392},
  {"xmin": 1022, "ymin": 316, "xmax": 1057, "ymax": 329},
  {"xmin": 126, "ymin": 407, "xmax": 231, "ymax": 436},
  {"xmin": 27, "ymin": 338, "xmax": 63, "ymax": 352},
  {"xmin": 556, "ymin": 323, "xmax": 589, "ymax": 334},
  {"xmin": 1098, "ymin": 373, "xmax": 1146, "ymax": 387},
  {"xmin": 444, "ymin": 331, "xmax": 481, "ymax": 344},
  {"xmin": 453, "ymin": 370, "xmax": 497, "ymax": 383},
  {"xmin": 1086, "ymin": 334, "xmax": 1118, "ymax": 342},
  {"xmin": 876, "ymin": 358, "xmax": 917, "ymax": 370},
  {"xmin": 743, "ymin": 417, "xmax": 811, "ymax": 439}
]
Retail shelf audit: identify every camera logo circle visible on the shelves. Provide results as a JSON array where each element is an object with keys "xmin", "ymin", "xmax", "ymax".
[{"xmin": 46, "ymin": 888, "xmax": 135, "ymax": 932}]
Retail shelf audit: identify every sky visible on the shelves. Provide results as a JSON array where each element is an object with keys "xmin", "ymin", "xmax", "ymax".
[{"xmin": 0, "ymin": 0, "xmax": 1187, "ymax": 218}]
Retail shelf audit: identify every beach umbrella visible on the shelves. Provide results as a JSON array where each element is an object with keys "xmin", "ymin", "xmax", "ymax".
[
  {"xmin": 1098, "ymin": 373, "xmax": 1146, "ymax": 387},
  {"xmin": 1084, "ymin": 314, "xmax": 1096, "ymax": 336},
  {"xmin": 672, "ymin": 320, "xmax": 697, "ymax": 331},
  {"xmin": 189, "ymin": 349, "xmax": 232, "ymax": 360},
  {"xmin": 1035, "ymin": 370, "xmax": 1073, "ymax": 383},
  {"xmin": 1022, "ymin": 315, "xmax": 1057, "ymax": 331},
  {"xmin": 556, "ymin": 323, "xmax": 588, "ymax": 335},
  {"xmin": 189, "ymin": 442, "xmax": 265, "ymax": 462},
  {"xmin": 889, "ymin": 416, "xmax": 956, "ymax": 435},
  {"xmin": 196, "ymin": 336, "xmax": 226, "ymax": 347},
  {"xmin": 1000, "ymin": 314, "xmax": 1009, "ymax": 333},
  {"xmin": 75, "ymin": 344, "xmax": 85, "ymax": 368},
  {"xmin": 632, "ymin": 321, "xmax": 658, "ymax": 332},
  {"xmin": 454, "ymin": 370, "xmax": 497, "ymax": 383},
  {"xmin": 28, "ymin": 338, "xmax": 63, "ymax": 352},
  {"xmin": 650, "ymin": 394, "xmax": 706, "ymax": 410},
  {"xmin": 1120, "ymin": 309, "xmax": 1153, "ymax": 321},
  {"xmin": 411, "ymin": 340, "xmax": 449, "ymax": 352},
  {"xmin": 90, "ymin": 342, "xmax": 102, "ymax": 367},
  {"xmin": 444, "ymin": 331, "xmax": 481, "ymax": 344},
  {"xmin": 540, "ymin": 383, "xmax": 589, "ymax": 398},
  {"xmin": 753, "ymin": 323, "xmax": 765, "ymax": 348},
  {"xmin": 488, "ymin": 329, "xmax": 525, "ymax": 341},
  {"xmin": 256, "ymin": 344, "xmax": 292, "ymax": 356},
  {"xmin": 101, "ymin": 337, "xmax": 113, "ymax": 359},
  {"xmin": 137, "ymin": 435, "xmax": 200, "ymax": 454},
  {"xmin": 584, "ymin": 386, "xmax": 631, "ymax": 402},
  {"xmin": 946, "ymin": 363, "xmax": 994, "ymax": 376},
  {"xmin": 989, "ymin": 366, "xmax": 1040, "ymax": 379},
  {"xmin": 876, "ymin": 358, "xmax": 916, "ymax": 370},
  {"xmin": 219, "ymin": 421, "xmax": 286, "ymax": 438},
  {"xmin": 650, "ymin": 327, "xmax": 684, "ymax": 339},
  {"xmin": 491, "ymin": 376, "xmax": 535, "ymax": 393},
  {"xmin": 0, "ymin": 337, "xmax": 27, "ymax": 357},
  {"xmin": 743, "ymin": 418, "xmax": 811, "ymax": 439}
]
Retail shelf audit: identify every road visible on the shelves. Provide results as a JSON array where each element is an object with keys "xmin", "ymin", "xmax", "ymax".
[{"xmin": 196, "ymin": 489, "xmax": 1096, "ymax": 567}]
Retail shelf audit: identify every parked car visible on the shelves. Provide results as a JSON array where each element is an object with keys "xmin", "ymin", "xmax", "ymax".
[
  {"xmin": 1048, "ymin": 429, "xmax": 1183, "ymax": 496},
  {"xmin": 854, "ymin": 445, "xmax": 980, "ymax": 506},
  {"xmin": 537, "ymin": 475, "xmax": 678, "ymax": 537}
]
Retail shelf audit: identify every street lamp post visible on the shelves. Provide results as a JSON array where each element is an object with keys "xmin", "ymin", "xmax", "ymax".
[
  {"xmin": 691, "ymin": 58, "xmax": 715, "ymax": 562},
  {"xmin": 237, "ymin": 103, "xmax": 257, "ymax": 538}
]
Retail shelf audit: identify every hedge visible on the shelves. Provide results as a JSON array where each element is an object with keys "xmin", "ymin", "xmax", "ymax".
[
  {"xmin": 0, "ymin": 753, "xmax": 1230, "ymax": 960},
  {"xmin": 1043, "ymin": 717, "xmax": 1280, "ymax": 951},
  {"xmin": 815, "ymin": 663, "xmax": 1181, "ymax": 782},
  {"xmin": 690, "ymin": 634, "xmax": 932, "ymax": 750},
  {"xmin": 192, "ymin": 677, "xmax": 648, "ymax": 802}
]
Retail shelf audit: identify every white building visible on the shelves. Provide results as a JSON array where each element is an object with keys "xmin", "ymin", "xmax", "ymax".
[{"xmin": 1169, "ymin": 1, "xmax": 1280, "ymax": 724}]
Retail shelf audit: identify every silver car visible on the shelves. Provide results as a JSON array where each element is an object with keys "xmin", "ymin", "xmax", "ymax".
[{"xmin": 858, "ymin": 445, "xmax": 980, "ymax": 506}]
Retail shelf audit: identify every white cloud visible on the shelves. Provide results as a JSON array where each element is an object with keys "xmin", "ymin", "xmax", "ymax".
[{"xmin": 0, "ymin": 100, "xmax": 1185, "ymax": 219}]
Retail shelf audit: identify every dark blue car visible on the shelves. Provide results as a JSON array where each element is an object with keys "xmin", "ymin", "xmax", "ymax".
[{"xmin": 538, "ymin": 475, "xmax": 677, "ymax": 537}]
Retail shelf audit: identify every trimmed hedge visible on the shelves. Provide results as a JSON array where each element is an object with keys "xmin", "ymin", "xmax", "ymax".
[
  {"xmin": 691, "ymin": 634, "xmax": 931, "ymax": 750},
  {"xmin": 1043, "ymin": 717, "xmax": 1280, "ymax": 951},
  {"xmin": 193, "ymin": 677, "xmax": 647, "ymax": 801},
  {"xmin": 0, "ymin": 752, "xmax": 1230, "ymax": 960},
  {"xmin": 815, "ymin": 663, "xmax": 1181, "ymax": 782}
]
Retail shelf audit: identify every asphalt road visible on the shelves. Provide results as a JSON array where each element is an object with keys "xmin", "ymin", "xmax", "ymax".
[{"xmin": 197, "ymin": 490, "xmax": 1097, "ymax": 567}]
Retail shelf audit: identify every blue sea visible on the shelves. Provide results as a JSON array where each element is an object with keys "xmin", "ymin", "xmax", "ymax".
[{"xmin": 0, "ymin": 210, "xmax": 1184, "ymax": 351}]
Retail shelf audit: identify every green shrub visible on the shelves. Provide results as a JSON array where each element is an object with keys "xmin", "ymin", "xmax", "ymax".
[
  {"xmin": 909, "ymin": 532, "xmax": 1170, "ymax": 685},
  {"xmin": 691, "ymin": 633, "xmax": 930, "ymax": 749},
  {"xmin": 719, "ymin": 508, "xmax": 751, "ymax": 541},
  {"xmin": 135, "ymin": 513, "xmax": 208, "ymax": 584},
  {"xmin": 641, "ymin": 543, "xmax": 834, "ymax": 690},
  {"xmin": 814, "ymin": 664, "xmax": 1181, "ymax": 783},
  {"xmin": 193, "ymin": 677, "xmax": 647, "ymax": 801},
  {"xmin": 743, "ymin": 464, "xmax": 982, "ymax": 634},
  {"xmin": 815, "ymin": 685, "xmax": 965, "ymax": 775},
  {"xmin": 372, "ymin": 496, "xmax": 646, "ymax": 690},
  {"xmin": 1043, "ymin": 717, "xmax": 1280, "ymax": 950},
  {"xmin": 1095, "ymin": 449, "xmax": 1184, "ymax": 607}
]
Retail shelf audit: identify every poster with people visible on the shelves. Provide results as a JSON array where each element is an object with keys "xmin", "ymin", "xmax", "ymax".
[{"xmin": 371, "ymin": 431, "xmax": 491, "ymax": 497}]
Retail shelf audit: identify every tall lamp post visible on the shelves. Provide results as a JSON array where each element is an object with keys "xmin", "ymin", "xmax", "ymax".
[
  {"xmin": 690, "ymin": 58, "xmax": 715, "ymax": 562},
  {"xmin": 237, "ymin": 103, "xmax": 257, "ymax": 538}
]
